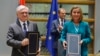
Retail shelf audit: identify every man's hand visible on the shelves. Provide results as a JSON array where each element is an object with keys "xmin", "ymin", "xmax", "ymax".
[
  {"xmin": 57, "ymin": 24, "xmax": 63, "ymax": 31},
  {"xmin": 21, "ymin": 38, "xmax": 29, "ymax": 46}
]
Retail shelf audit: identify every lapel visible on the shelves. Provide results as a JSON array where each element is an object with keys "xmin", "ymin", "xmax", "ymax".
[
  {"xmin": 57, "ymin": 19, "xmax": 60, "ymax": 25},
  {"xmin": 55, "ymin": 19, "xmax": 60, "ymax": 28},
  {"xmin": 55, "ymin": 19, "xmax": 66, "ymax": 29},
  {"xmin": 56, "ymin": 19, "xmax": 66, "ymax": 25},
  {"xmin": 77, "ymin": 21, "xmax": 83, "ymax": 34},
  {"xmin": 58, "ymin": 18, "xmax": 66, "ymax": 25},
  {"xmin": 27, "ymin": 21, "xmax": 33, "ymax": 31},
  {"xmin": 64, "ymin": 19, "xmax": 66, "ymax": 23},
  {"xmin": 70, "ymin": 21, "xmax": 80, "ymax": 34},
  {"xmin": 16, "ymin": 19, "xmax": 26, "ymax": 37},
  {"xmin": 70, "ymin": 21, "xmax": 76, "ymax": 33}
]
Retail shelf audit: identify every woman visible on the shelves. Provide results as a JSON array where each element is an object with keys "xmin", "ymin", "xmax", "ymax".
[{"xmin": 60, "ymin": 6, "xmax": 91, "ymax": 56}]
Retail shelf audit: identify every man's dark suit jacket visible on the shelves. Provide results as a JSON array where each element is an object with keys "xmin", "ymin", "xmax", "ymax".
[
  {"xmin": 6, "ymin": 19, "xmax": 39, "ymax": 56},
  {"xmin": 51, "ymin": 19, "xmax": 66, "ymax": 49}
]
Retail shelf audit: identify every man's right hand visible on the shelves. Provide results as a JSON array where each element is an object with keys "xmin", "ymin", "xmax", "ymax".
[
  {"xmin": 57, "ymin": 24, "xmax": 63, "ymax": 31},
  {"xmin": 21, "ymin": 38, "xmax": 29, "ymax": 46}
]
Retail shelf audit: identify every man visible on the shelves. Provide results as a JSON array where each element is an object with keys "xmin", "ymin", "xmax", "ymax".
[
  {"xmin": 51, "ymin": 8, "xmax": 67, "ymax": 56},
  {"xmin": 6, "ymin": 5, "xmax": 40, "ymax": 56}
]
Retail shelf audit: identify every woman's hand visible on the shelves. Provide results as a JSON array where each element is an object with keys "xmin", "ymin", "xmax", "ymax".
[
  {"xmin": 63, "ymin": 41, "xmax": 67, "ymax": 50},
  {"xmin": 79, "ymin": 40, "xmax": 83, "ymax": 45}
]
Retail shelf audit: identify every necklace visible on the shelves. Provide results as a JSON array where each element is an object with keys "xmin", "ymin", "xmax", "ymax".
[{"xmin": 73, "ymin": 23, "xmax": 79, "ymax": 33}]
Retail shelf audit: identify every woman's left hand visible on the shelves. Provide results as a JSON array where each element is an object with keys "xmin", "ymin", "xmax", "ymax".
[{"xmin": 79, "ymin": 40, "xmax": 83, "ymax": 45}]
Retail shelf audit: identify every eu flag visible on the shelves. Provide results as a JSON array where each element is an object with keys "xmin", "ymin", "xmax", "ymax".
[{"xmin": 45, "ymin": 0, "xmax": 58, "ymax": 56}]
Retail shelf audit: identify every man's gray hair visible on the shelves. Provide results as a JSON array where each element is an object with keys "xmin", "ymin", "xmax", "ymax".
[{"xmin": 16, "ymin": 5, "xmax": 29, "ymax": 12}]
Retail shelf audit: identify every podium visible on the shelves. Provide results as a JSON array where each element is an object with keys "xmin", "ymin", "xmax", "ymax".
[
  {"xmin": 26, "ymin": 32, "xmax": 39, "ymax": 56},
  {"xmin": 66, "ymin": 33, "xmax": 81, "ymax": 56}
]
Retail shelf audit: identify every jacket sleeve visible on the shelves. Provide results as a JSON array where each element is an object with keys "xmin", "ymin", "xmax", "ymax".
[
  {"xmin": 82, "ymin": 22, "xmax": 92, "ymax": 44},
  {"xmin": 6, "ymin": 25, "xmax": 22, "ymax": 49},
  {"xmin": 51, "ymin": 21, "xmax": 59, "ymax": 35}
]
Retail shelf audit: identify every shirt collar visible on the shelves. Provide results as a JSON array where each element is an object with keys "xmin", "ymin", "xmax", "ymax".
[
  {"xmin": 19, "ymin": 19, "xmax": 27, "ymax": 26},
  {"xmin": 59, "ymin": 18, "xmax": 64, "ymax": 22}
]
